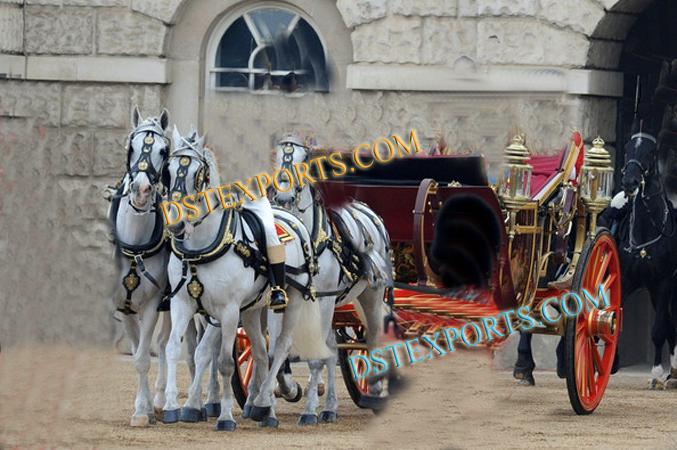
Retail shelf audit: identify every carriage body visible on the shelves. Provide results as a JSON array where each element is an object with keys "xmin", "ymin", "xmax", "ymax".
[{"xmin": 326, "ymin": 132, "xmax": 622, "ymax": 415}]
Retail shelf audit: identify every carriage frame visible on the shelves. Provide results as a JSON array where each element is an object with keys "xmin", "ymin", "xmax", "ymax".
[{"xmin": 233, "ymin": 131, "xmax": 622, "ymax": 416}]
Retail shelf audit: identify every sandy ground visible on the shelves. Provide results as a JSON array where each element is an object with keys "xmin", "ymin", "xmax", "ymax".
[{"xmin": 1, "ymin": 345, "xmax": 676, "ymax": 449}]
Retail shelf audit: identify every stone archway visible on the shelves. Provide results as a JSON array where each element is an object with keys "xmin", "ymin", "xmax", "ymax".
[{"xmin": 586, "ymin": 0, "xmax": 677, "ymax": 367}]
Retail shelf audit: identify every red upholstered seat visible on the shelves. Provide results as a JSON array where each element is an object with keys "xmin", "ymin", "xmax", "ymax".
[
  {"xmin": 529, "ymin": 132, "xmax": 586, "ymax": 198},
  {"xmin": 530, "ymin": 150, "xmax": 565, "ymax": 197}
]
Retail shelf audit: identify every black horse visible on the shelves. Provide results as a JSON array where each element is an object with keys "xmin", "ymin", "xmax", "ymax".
[
  {"xmin": 604, "ymin": 133, "xmax": 677, "ymax": 386},
  {"xmin": 513, "ymin": 132, "xmax": 677, "ymax": 386}
]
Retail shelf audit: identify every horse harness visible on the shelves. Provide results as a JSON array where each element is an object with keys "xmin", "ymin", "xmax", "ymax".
[
  {"xmin": 110, "ymin": 123, "xmax": 171, "ymax": 315},
  {"xmin": 309, "ymin": 199, "xmax": 390, "ymax": 303},
  {"xmin": 620, "ymin": 142, "xmax": 676, "ymax": 259},
  {"xmin": 623, "ymin": 190, "xmax": 675, "ymax": 259},
  {"xmin": 166, "ymin": 207, "xmax": 317, "ymax": 322},
  {"xmin": 108, "ymin": 183, "xmax": 170, "ymax": 315}
]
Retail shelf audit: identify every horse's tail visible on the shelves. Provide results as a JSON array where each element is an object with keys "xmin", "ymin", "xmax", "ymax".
[
  {"xmin": 338, "ymin": 202, "xmax": 392, "ymax": 288},
  {"xmin": 290, "ymin": 295, "xmax": 330, "ymax": 360},
  {"xmin": 273, "ymin": 208, "xmax": 331, "ymax": 360}
]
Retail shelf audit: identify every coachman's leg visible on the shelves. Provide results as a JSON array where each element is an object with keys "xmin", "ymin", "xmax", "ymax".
[{"xmin": 268, "ymin": 244, "xmax": 288, "ymax": 313}]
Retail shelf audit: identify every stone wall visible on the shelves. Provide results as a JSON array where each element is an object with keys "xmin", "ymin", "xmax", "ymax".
[
  {"xmin": 0, "ymin": 0, "xmax": 655, "ymax": 349},
  {"xmin": 0, "ymin": 0, "xmax": 169, "ymax": 347}
]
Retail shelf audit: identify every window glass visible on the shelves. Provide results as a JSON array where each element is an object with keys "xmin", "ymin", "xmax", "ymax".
[
  {"xmin": 212, "ymin": 7, "xmax": 328, "ymax": 93},
  {"xmin": 248, "ymin": 8, "xmax": 295, "ymax": 43}
]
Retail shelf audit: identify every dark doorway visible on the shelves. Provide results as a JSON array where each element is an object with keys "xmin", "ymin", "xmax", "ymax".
[
  {"xmin": 614, "ymin": 0, "xmax": 676, "ymax": 367},
  {"xmin": 616, "ymin": 0, "xmax": 677, "ymax": 181}
]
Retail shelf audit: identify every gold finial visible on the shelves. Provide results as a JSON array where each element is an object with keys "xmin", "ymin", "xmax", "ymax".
[
  {"xmin": 505, "ymin": 134, "xmax": 531, "ymax": 164},
  {"xmin": 592, "ymin": 136, "xmax": 605, "ymax": 148},
  {"xmin": 585, "ymin": 136, "xmax": 612, "ymax": 168}
]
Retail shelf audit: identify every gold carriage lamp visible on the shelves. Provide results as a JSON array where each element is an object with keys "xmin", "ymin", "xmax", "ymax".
[
  {"xmin": 580, "ymin": 137, "xmax": 613, "ymax": 236},
  {"xmin": 498, "ymin": 134, "xmax": 533, "ymax": 240}
]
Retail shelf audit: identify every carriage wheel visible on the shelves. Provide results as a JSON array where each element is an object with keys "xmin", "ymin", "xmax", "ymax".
[
  {"xmin": 564, "ymin": 229, "xmax": 622, "ymax": 415},
  {"xmin": 231, "ymin": 327, "xmax": 252, "ymax": 409},
  {"xmin": 336, "ymin": 327, "xmax": 371, "ymax": 408},
  {"xmin": 336, "ymin": 327, "xmax": 394, "ymax": 412}
]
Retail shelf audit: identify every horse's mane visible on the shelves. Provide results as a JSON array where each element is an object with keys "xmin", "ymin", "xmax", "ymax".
[{"xmin": 202, "ymin": 146, "xmax": 221, "ymax": 187}]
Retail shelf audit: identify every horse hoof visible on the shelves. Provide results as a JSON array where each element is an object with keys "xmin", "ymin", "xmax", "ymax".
[
  {"xmin": 260, "ymin": 416, "xmax": 279, "ymax": 428},
  {"xmin": 241, "ymin": 404, "xmax": 252, "ymax": 419},
  {"xmin": 201, "ymin": 407, "xmax": 208, "ymax": 421},
  {"xmin": 179, "ymin": 407, "xmax": 201, "ymax": 423},
  {"xmin": 249, "ymin": 405, "xmax": 271, "ymax": 422},
  {"xmin": 517, "ymin": 377, "xmax": 535, "ymax": 386},
  {"xmin": 287, "ymin": 382, "xmax": 303, "ymax": 403},
  {"xmin": 147, "ymin": 413, "xmax": 157, "ymax": 425},
  {"xmin": 216, "ymin": 420, "xmax": 237, "ymax": 432},
  {"xmin": 664, "ymin": 378, "xmax": 677, "ymax": 390},
  {"xmin": 162, "ymin": 409, "xmax": 180, "ymax": 424},
  {"xmin": 514, "ymin": 370, "xmax": 535, "ymax": 386},
  {"xmin": 205, "ymin": 402, "xmax": 221, "ymax": 417},
  {"xmin": 130, "ymin": 414, "xmax": 150, "ymax": 427},
  {"xmin": 297, "ymin": 414, "xmax": 318, "ymax": 426},
  {"xmin": 513, "ymin": 368, "xmax": 535, "ymax": 384},
  {"xmin": 319, "ymin": 411, "xmax": 337, "ymax": 423}
]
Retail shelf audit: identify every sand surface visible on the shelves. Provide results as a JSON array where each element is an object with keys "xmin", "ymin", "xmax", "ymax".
[{"xmin": 1, "ymin": 345, "xmax": 676, "ymax": 449}]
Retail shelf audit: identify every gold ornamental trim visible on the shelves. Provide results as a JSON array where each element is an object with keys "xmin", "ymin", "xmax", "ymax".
[{"xmin": 124, "ymin": 271, "xmax": 140, "ymax": 291}]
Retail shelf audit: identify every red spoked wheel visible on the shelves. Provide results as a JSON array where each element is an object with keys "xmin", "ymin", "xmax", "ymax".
[
  {"xmin": 232, "ymin": 327, "xmax": 253, "ymax": 409},
  {"xmin": 336, "ymin": 326, "xmax": 398, "ymax": 412},
  {"xmin": 564, "ymin": 229, "xmax": 622, "ymax": 415},
  {"xmin": 336, "ymin": 326, "xmax": 372, "ymax": 408}
]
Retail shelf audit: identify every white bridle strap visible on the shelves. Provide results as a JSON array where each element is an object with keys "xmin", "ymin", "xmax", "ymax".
[{"xmin": 631, "ymin": 132, "xmax": 656, "ymax": 144}]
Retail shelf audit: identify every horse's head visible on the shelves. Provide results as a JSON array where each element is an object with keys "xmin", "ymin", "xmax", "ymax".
[
  {"xmin": 127, "ymin": 106, "xmax": 170, "ymax": 210},
  {"xmin": 164, "ymin": 126, "xmax": 217, "ymax": 233},
  {"xmin": 272, "ymin": 133, "xmax": 311, "ymax": 209},
  {"xmin": 621, "ymin": 132, "xmax": 658, "ymax": 197}
]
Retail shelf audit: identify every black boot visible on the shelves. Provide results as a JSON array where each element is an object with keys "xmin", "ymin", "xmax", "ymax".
[{"xmin": 269, "ymin": 262, "xmax": 288, "ymax": 313}]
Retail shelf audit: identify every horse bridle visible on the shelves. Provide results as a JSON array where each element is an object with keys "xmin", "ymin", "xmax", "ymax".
[
  {"xmin": 621, "ymin": 133, "xmax": 657, "ymax": 193},
  {"xmin": 125, "ymin": 120, "xmax": 169, "ymax": 213},
  {"xmin": 165, "ymin": 138, "xmax": 211, "ymax": 203}
]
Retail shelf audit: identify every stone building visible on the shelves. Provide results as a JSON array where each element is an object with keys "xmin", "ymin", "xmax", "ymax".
[{"xmin": 0, "ymin": 0, "xmax": 670, "ymax": 366}]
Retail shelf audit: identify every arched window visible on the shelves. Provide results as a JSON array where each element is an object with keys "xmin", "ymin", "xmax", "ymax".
[{"xmin": 208, "ymin": 6, "xmax": 329, "ymax": 93}]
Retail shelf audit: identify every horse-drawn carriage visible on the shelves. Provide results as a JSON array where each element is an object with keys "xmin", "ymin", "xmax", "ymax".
[{"xmin": 233, "ymin": 131, "xmax": 622, "ymax": 415}]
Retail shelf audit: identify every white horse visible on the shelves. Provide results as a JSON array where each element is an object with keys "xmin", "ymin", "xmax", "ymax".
[
  {"xmin": 108, "ymin": 107, "xmax": 171, "ymax": 427},
  {"xmin": 162, "ymin": 127, "xmax": 329, "ymax": 430},
  {"xmin": 271, "ymin": 137, "xmax": 392, "ymax": 425}
]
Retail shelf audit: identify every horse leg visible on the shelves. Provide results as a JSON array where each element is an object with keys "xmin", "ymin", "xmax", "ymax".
[
  {"xmin": 130, "ymin": 300, "xmax": 159, "ymax": 427},
  {"xmin": 670, "ymin": 284, "xmax": 677, "ymax": 380},
  {"xmin": 205, "ymin": 329, "xmax": 222, "ymax": 417},
  {"xmin": 649, "ymin": 284, "xmax": 670, "ymax": 388},
  {"xmin": 320, "ymin": 330, "xmax": 339, "ymax": 423},
  {"xmin": 184, "ymin": 317, "xmax": 198, "ymax": 381},
  {"xmin": 250, "ymin": 292, "xmax": 306, "ymax": 425},
  {"xmin": 214, "ymin": 303, "xmax": 240, "ymax": 432},
  {"xmin": 298, "ymin": 295, "xmax": 334, "ymax": 425},
  {"xmin": 357, "ymin": 286, "xmax": 386, "ymax": 397},
  {"xmin": 514, "ymin": 331, "xmax": 535, "ymax": 386},
  {"xmin": 180, "ymin": 324, "xmax": 220, "ymax": 422},
  {"xmin": 163, "ymin": 296, "xmax": 196, "ymax": 423},
  {"xmin": 121, "ymin": 313, "xmax": 140, "ymax": 356},
  {"xmin": 153, "ymin": 311, "xmax": 170, "ymax": 416},
  {"xmin": 298, "ymin": 359, "xmax": 323, "ymax": 426},
  {"xmin": 241, "ymin": 309, "xmax": 268, "ymax": 419},
  {"xmin": 316, "ymin": 296, "xmax": 339, "ymax": 423}
]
